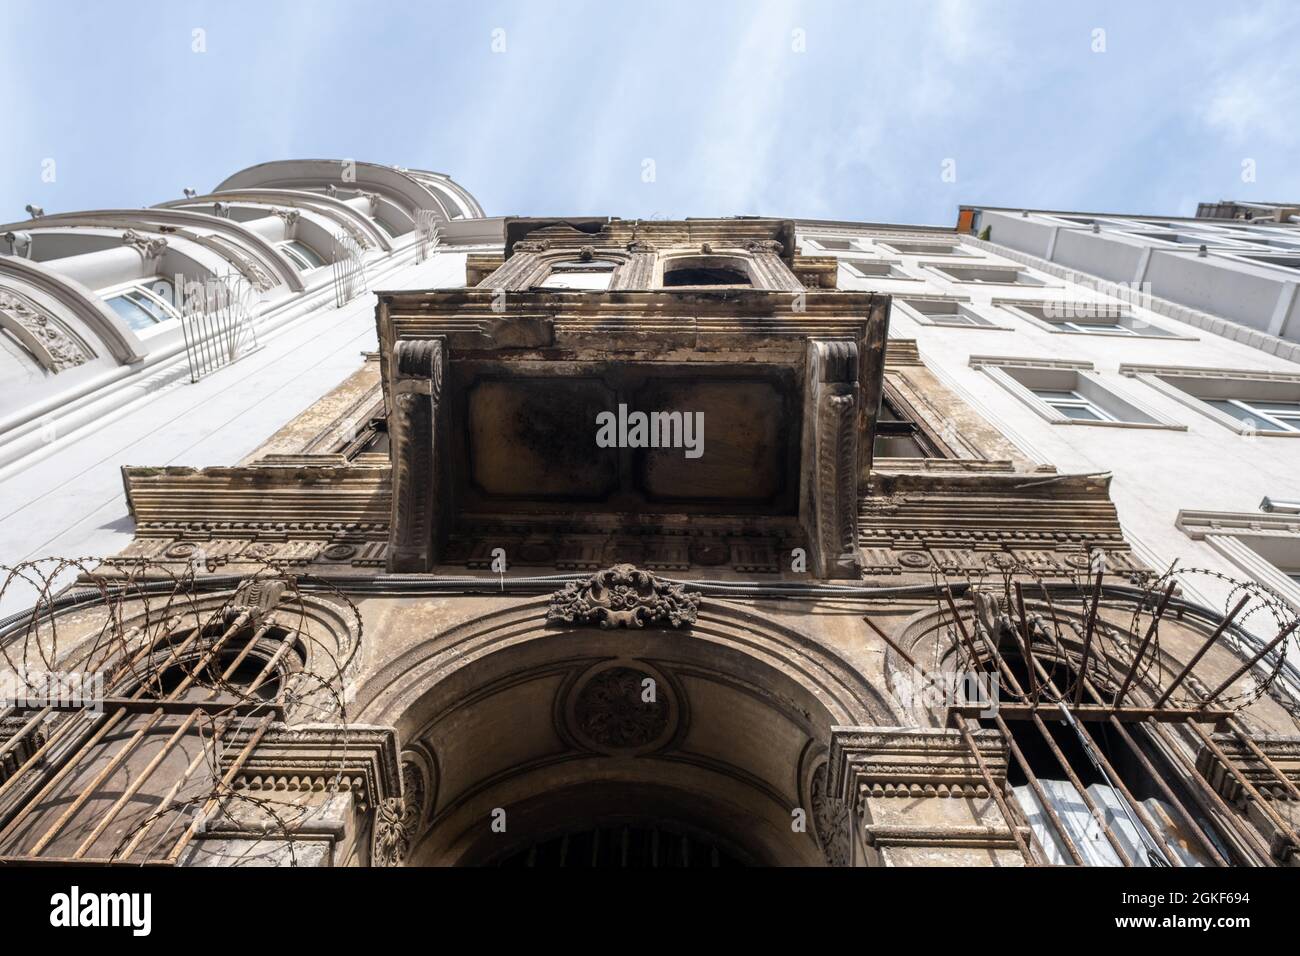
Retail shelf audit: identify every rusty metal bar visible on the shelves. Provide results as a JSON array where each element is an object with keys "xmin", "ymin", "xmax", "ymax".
[
  {"xmin": 1114, "ymin": 581, "xmax": 1177, "ymax": 706},
  {"xmin": 1004, "ymin": 629, "xmax": 1137, "ymax": 866},
  {"xmin": 3, "ymin": 613, "xmax": 253, "ymax": 854},
  {"xmin": 1012, "ymin": 583, "xmax": 1038, "ymax": 701},
  {"xmin": 1069, "ymin": 715, "xmax": 1182, "ymax": 866},
  {"xmin": 1104, "ymin": 716, "xmax": 1230, "ymax": 867},
  {"xmin": 115, "ymin": 719, "xmax": 225, "ymax": 861},
  {"xmin": 1145, "ymin": 719, "xmax": 1276, "ymax": 866},
  {"xmin": 79, "ymin": 627, "xmax": 282, "ymax": 860},
  {"xmin": 991, "ymin": 711, "xmax": 1085, "ymax": 866},
  {"xmin": 1153, "ymin": 595, "xmax": 1251, "ymax": 707},
  {"xmin": 1019, "ymin": 598, "xmax": 1242, "ymax": 868},
  {"xmin": 1186, "ymin": 721, "xmax": 1300, "ymax": 858},
  {"xmin": 1198, "ymin": 618, "xmax": 1300, "ymax": 709},
  {"xmin": 950, "ymin": 704, "xmax": 1231, "ymax": 723},
  {"xmin": 951, "ymin": 712, "xmax": 1037, "ymax": 865},
  {"xmin": 1074, "ymin": 569, "xmax": 1104, "ymax": 705},
  {"xmin": 71, "ymin": 711, "xmax": 202, "ymax": 859},
  {"xmin": 863, "ymin": 614, "xmax": 918, "ymax": 669},
  {"xmin": 1019, "ymin": 606, "xmax": 1242, "ymax": 868},
  {"xmin": 166, "ymin": 712, "xmax": 275, "ymax": 864},
  {"xmin": 1229, "ymin": 720, "xmax": 1300, "ymax": 802}
]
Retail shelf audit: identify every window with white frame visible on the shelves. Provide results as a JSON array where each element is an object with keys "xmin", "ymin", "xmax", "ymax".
[
  {"xmin": 1002, "ymin": 303, "xmax": 1182, "ymax": 338},
  {"xmin": 877, "ymin": 240, "xmax": 976, "ymax": 257},
  {"xmin": 1031, "ymin": 388, "xmax": 1116, "ymax": 422},
  {"xmin": 806, "ymin": 237, "xmax": 859, "ymax": 252},
  {"xmin": 843, "ymin": 260, "xmax": 917, "ymax": 281},
  {"xmin": 894, "ymin": 297, "xmax": 999, "ymax": 328},
  {"xmin": 1119, "ymin": 365, "xmax": 1300, "ymax": 437},
  {"xmin": 277, "ymin": 239, "xmax": 328, "ymax": 271},
  {"xmin": 928, "ymin": 264, "xmax": 1049, "ymax": 287},
  {"xmin": 1205, "ymin": 398, "xmax": 1300, "ymax": 432},
  {"xmin": 102, "ymin": 278, "xmax": 181, "ymax": 331},
  {"xmin": 1177, "ymin": 510, "xmax": 1300, "ymax": 608},
  {"xmin": 972, "ymin": 358, "xmax": 1183, "ymax": 429}
]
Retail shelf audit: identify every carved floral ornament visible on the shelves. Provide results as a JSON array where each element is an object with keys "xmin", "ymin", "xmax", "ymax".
[
  {"xmin": 371, "ymin": 759, "xmax": 428, "ymax": 867},
  {"xmin": 546, "ymin": 564, "xmax": 701, "ymax": 629},
  {"xmin": 0, "ymin": 287, "xmax": 93, "ymax": 372}
]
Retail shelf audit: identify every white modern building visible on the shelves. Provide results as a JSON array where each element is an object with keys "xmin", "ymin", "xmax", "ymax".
[
  {"xmin": 802, "ymin": 210, "xmax": 1300, "ymax": 638},
  {"xmin": 0, "ymin": 160, "xmax": 499, "ymax": 611}
]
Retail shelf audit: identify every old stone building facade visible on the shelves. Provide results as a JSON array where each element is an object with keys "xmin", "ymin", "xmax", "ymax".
[{"xmin": 0, "ymin": 162, "xmax": 1297, "ymax": 867}]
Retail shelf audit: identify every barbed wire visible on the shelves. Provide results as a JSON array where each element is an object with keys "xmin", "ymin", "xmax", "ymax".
[{"xmin": 0, "ymin": 557, "xmax": 364, "ymax": 865}]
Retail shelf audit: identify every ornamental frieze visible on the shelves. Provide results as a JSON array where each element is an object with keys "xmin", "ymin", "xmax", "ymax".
[{"xmin": 547, "ymin": 564, "xmax": 701, "ymax": 629}]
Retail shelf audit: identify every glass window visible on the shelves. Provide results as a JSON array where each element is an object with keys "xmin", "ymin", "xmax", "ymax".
[
  {"xmin": 278, "ymin": 240, "xmax": 327, "ymax": 270},
  {"xmin": 105, "ymin": 285, "xmax": 180, "ymax": 330},
  {"xmin": 1207, "ymin": 399, "xmax": 1300, "ymax": 432},
  {"xmin": 873, "ymin": 395, "xmax": 941, "ymax": 458},
  {"xmin": 1032, "ymin": 388, "xmax": 1114, "ymax": 422},
  {"xmin": 1056, "ymin": 320, "xmax": 1138, "ymax": 335},
  {"xmin": 372, "ymin": 214, "xmax": 404, "ymax": 238}
]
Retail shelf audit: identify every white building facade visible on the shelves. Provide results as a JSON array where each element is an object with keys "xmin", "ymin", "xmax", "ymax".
[{"xmin": 803, "ymin": 210, "xmax": 1300, "ymax": 644}]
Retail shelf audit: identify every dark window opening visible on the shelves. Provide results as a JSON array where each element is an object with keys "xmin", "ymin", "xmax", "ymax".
[
  {"xmin": 143, "ymin": 625, "xmax": 305, "ymax": 703},
  {"xmin": 873, "ymin": 394, "xmax": 942, "ymax": 459},
  {"xmin": 662, "ymin": 257, "xmax": 751, "ymax": 288}
]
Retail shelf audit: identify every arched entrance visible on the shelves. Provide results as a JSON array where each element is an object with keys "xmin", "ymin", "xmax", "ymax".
[{"xmin": 354, "ymin": 596, "xmax": 893, "ymax": 866}]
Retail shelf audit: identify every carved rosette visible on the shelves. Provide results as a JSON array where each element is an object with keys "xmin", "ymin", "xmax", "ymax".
[
  {"xmin": 547, "ymin": 564, "xmax": 700, "ymax": 629},
  {"xmin": 573, "ymin": 666, "xmax": 671, "ymax": 751}
]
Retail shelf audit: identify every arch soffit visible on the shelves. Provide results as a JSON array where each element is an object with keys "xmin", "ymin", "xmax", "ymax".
[{"xmin": 353, "ymin": 597, "xmax": 897, "ymax": 737}]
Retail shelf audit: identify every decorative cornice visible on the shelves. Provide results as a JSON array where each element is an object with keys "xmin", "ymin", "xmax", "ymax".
[
  {"xmin": 968, "ymin": 354, "xmax": 1093, "ymax": 371},
  {"xmin": 1176, "ymin": 509, "xmax": 1300, "ymax": 539},
  {"xmin": 1196, "ymin": 733, "xmax": 1300, "ymax": 803},
  {"xmin": 546, "ymin": 564, "xmax": 701, "ymax": 629},
  {"xmin": 828, "ymin": 726, "xmax": 1007, "ymax": 808},
  {"xmin": 224, "ymin": 723, "xmax": 402, "ymax": 816},
  {"xmin": 1120, "ymin": 363, "xmax": 1300, "ymax": 384}
]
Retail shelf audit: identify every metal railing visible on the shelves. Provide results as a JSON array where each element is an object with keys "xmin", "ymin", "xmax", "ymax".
[
  {"xmin": 331, "ymin": 231, "xmax": 368, "ymax": 308},
  {"xmin": 180, "ymin": 273, "xmax": 258, "ymax": 383},
  {"xmin": 415, "ymin": 209, "xmax": 441, "ymax": 263}
]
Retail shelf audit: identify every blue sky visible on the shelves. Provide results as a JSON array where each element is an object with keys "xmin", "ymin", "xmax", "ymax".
[{"xmin": 3, "ymin": 0, "xmax": 1298, "ymax": 226}]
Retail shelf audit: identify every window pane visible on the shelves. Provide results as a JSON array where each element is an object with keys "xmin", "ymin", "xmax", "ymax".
[
  {"xmin": 874, "ymin": 434, "xmax": 927, "ymax": 458},
  {"xmin": 1055, "ymin": 404, "xmax": 1105, "ymax": 421},
  {"xmin": 283, "ymin": 240, "xmax": 326, "ymax": 268},
  {"xmin": 128, "ymin": 290, "xmax": 174, "ymax": 324},
  {"xmin": 107, "ymin": 293, "xmax": 162, "ymax": 330},
  {"xmin": 1206, "ymin": 400, "xmax": 1266, "ymax": 427},
  {"xmin": 1033, "ymin": 389, "xmax": 1081, "ymax": 403}
]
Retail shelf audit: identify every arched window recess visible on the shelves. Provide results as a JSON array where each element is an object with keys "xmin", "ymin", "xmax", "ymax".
[{"xmin": 897, "ymin": 575, "xmax": 1300, "ymax": 867}]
